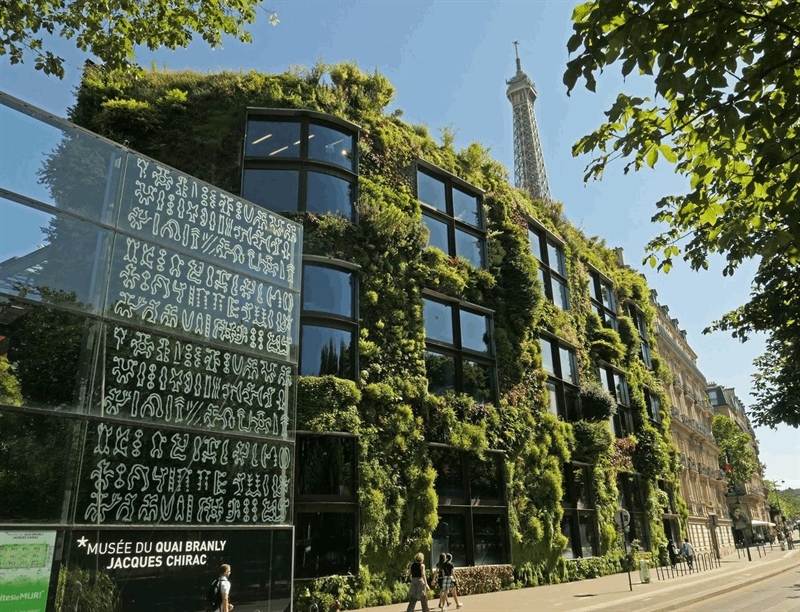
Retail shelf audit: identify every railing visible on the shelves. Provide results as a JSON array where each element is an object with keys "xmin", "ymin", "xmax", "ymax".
[{"xmin": 653, "ymin": 551, "xmax": 721, "ymax": 581}]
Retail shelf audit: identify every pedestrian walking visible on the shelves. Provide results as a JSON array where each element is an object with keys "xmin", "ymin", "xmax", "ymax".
[
  {"xmin": 666, "ymin": 539, "xmax": 677, "ymax": 566},
  {"xmin": 680, "ymin": 538, "xmax": 694, "ymax": 570},
  {"xmin": 443, "ymin": 554, "xmax": 462, "ymax": 609},
  {"xmin": 433, "ymin": 553, "xmax": 449, "ymax": 610},
  {"xmin": 406, "ymin": 552, "xmax": 431, "ymax": 612}
]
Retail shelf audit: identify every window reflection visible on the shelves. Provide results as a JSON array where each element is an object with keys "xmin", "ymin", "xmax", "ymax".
[
  {"xmin": 417, "ymin": 171, "xmax": 447, "ymax": 212},
  {"xmin": 470, "ymin": 455, "xmax": 502, "ymax": 500},
  {"xmin": 455, "ymin": 227, "xmax": 483, "ymax": 268},
  {"xmin": 308, "ymin": 124, "xmax": 354, "ymax": 170},
  {"xmin": 559, "ymin": 347, "xmax": 578, "ymax": 385},
  {"xmin": 306, "ymin": 171, "xmax": 353, "ymax": 219},
  {"xmin": 430, "ymin": 448, "xmax": 464, "ymax": 499},
  {"xmin": 546, "ymin": 382, "xmax": 559, "ymax": 416},
  {"xmin": 241, "ymin": 168, "xmax": 299, "ymax": 212},
  {"xmin": 422, "ymin": 213, "xmax": 449, "ymax": 253},
  {"xmin": 303, "ymin": 265, "xmax": 353, "ymax": 318},
  {"xmin": 245, "ymin": 120, "xmax": 302, "ymax": 158},
  {"xmin": 460, "ymin": 310, "xmax": 488, "ymax": 353},
  {"xmin": 561, "ymin": 519, "xmax": 576, "ymax": 558},
  {"xmin": 547, "ymin": 241, "xmax": 566, "ymax": 276},
  {"xmin": 551, "ymin": 277, "xmax": 569, "ymax": 310},
  {"xmin": 473, "ymin": 514, "xmax": 505, "ymax": 565},
  {"xmin": 579, "ymin": 514, "xmax": 595, "ymax": 558},
  {"xmin": 462, "ymin": 360, "xmax": 493, "ymax": 404},
  {"xmin": 297, "ymin": 436, "xmax": 355, "ymax": 496},
  {"xmin": 528, "ymin": 228, "xmax": 543, "ymax": 260},
  {"xmin": 300, "ymin": 325, "xmax": 353, "ymax": 378},
  {"xmin": 453, "ymin": 188, "xmax": 481, "ymax": 227},
  {"xmin": 433, "ymin": 514, "xmax": 467, "ymax": 567},
  {"xmin": 295, "ymin": 512, "xmax": 357, "ymax": 578},
  {"xmin": 540, "ymin": 338, "xmax": 555, "ymax": 374},
  {"xmin": 425, "ymin": 351, "xmax": 455, "ymax": 395},
  {"xmin": 423, "ymin": 299, "xmax": 454, "ymax": 345}
]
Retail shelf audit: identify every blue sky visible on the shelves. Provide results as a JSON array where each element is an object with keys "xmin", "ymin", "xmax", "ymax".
[{"xmin": 1, "ymin": 0, "xmax": 797, "ymax": 489}]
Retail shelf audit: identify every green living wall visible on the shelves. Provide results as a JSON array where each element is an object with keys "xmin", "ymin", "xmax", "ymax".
[{"xmin": 67, "ymin": 61, "xmax": 685, "ymax": 608}]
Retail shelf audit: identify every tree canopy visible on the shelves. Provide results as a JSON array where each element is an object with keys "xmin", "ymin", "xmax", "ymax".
[
  {"xmin": 0, "ymin": 0, "xmax": 278, "ymax": 78},
  {"xmin": 565, "ymin": 0, "xmax": 800, "ymax": 429},
  {"xmin": 712, "ymin": 414, "xmax": 757, "ymax": 488}
]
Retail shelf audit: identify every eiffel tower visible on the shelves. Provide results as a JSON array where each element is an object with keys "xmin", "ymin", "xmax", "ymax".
[{"xmin": 506, "ymin": 41, "xmax": 551, "ymax": 202}]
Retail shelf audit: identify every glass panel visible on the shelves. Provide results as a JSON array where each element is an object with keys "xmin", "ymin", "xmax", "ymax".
[
  {"xmin": 423, "ymin": 299, "xmax": 454, "ymax": 344},
  {"xmin": 538, "ymin": 267, "xmax": 547, "ymax": 291},
  {"xmin": 422, "ymin": 213, "xmax": 450, "ymax": 253},
  {"xmin": 0, "ymin": 199, "xmax": 112, "ymax": 312},
  {"xmin": 473, "ymin": 514, "xmax": 505, "ymax": 565},
  {"xmin": 614, "ymin": 373, "xmax": 630, "ymax": 406},
  {"xmin": 470, "ymin": 454, "xmax": 502, "ymax": 500},
  {"xmin": 308, "ymin": 123, "xmax": 355, "ymax": 170},
  {"xmin": 606, "ymin": 314, "xmax": 619, "ymax": 330},
  {"xmin": 295, "ymin": 511, "xmax": 357, "ymax": 578},
  {"xmin": 579, "ymin": 513, "xmax": 596, "ymax": 557},
  {"xmin": 551, "ymin": 277, "xmax": 570, "ymax": 310},
  {"xmin": 540, "ymin": 337, "xmax": 555, "ymax": 375},
  {"xmin": 433, "ymin": 514, "xmax": 467, "ymax": 567},
  {"xmin": 460, "ymin": 310, "xmax": 489, "ymax": 353},
  {"xmin": 632, "ymin": 513, "xmax": 648, "ymax": 548},
  {"xmin": 565, "ymin": 387, "xmax": 580, "ymax": 421},
  {"xmin": 430, "ymin": 447, "xmax": 464, "ymax": 499},
  {"xmin": 303, "ymin": 265, "xmax": 353, "ymax": 318},
  {"xmin": 417, "ymin": 170, "xmax": 447, "ymax": 212},
  {"xmin": 455, "ymin": 227, "xmax": 484, "ymax": 268},
  {"xmin": 598, "ymin": 367, "xmax": 613, "ymax": 394},
  {"xmin": 561, "ymin": 517, "xmax": 576, "ymax": 559},
  {"xmin": 245, "ymin": 119, "xmax": 301, "ymax": 158},
  {"xmin": 453, "ymin": 188, "xmax": 481, "ymax": 227},
  {"xmin": 1, "ymin": 301, "xmax": 97, "ymax": 412},
  {"xmin": 546, "ymin": 382, "xmax": 559, "ymax": 417},
  {"xmin": 547, "ymin": 241, "xmax": 566, "ymax": 276},
  {"xmin": 425, "ymin": 351, "xmax": 455, "ymax": 395},
  {"xmin": 300, "ymin": 325, "xmax": 353, "ymax": 378},
  {"xmin": 463, "ymin": 360, "xmax": 494, "ymax": 405},
  {"xmin": 559, "ymin": 347, "xmax": 578, "ymax": 384},
  {"xmin": 0, "ymin": 409, "xmax": 83, "ymax": 522},
  {"xmin": 297, "ymin": 436, "xmax": 355, "ymax": 497},
  {"xmin": 528, "ymin": 228, "xmax": 543, "ymax": 260},
  {"xmin": 241, "ymin": 168, "xmax": 300, "ymax": 212},
  {"xmin": 574, "ymin": 466, "xmax": 590, "ymax": 509},
  {"xmin": 601, "ymin": 282, "xmax": 616, "ymax": 310},
  {"xmin": 306, "ymin": 171, "xmax": 353, "ymax": 220},
  {"xmin": 0, "ymin": 100, "xmax": 123, "ymax": 223},
  {"xmin": 641, "ymin": 342, "xmax": 652, "ymax": 367}
]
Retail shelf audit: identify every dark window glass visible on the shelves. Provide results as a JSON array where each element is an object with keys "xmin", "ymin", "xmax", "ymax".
[
  {"xmin": 453, "ymin": 188, "xmax": 481, "ymax": 227},
  {"xmin": 422, "ymin": 213, "xmax": 450, "ymax": 253},
  {"xmin": 540, "ymin": 337, "xmax": 555, "ymax": 374},
  {"xmin": 425, "ymin": 351, "xmax": 456, "ymax": 395},
  {"xmin": 565, "ymin": 387, "xmax": 580, "ymax": 421},
  {"xmin": 528, "ymin": 229, "xmax": 543, "ymax": 260},
  {"xmin": 551, "ymin": 277, "xmax": 570, "ymax": 310},
  {"xmin": 300, "ymin": 325, "xmax": 353, "ymax": 378},
  {"xmin": 470, "ymin": 454, "xmax": 502, "ymax": 500},
  {"xmin": 455, "ymin": 227, "xmax": 484, "ymax": 268},
  {"xmin": 473, "ymin": 514, "xmax": 505, "ymax": 565},
  {"xmin": 573, "ymin": 466, "xmax": 590, "ymax": 509},
  {"xmin": 245, "ymin": 119, "xmax": 301, "ymax": 158},
  {"xmin": 561, "ymin": 518, "xmax": 576, "ymax": 559},
  {"xmin": 547, "ymin": 241, "xmax": 566, "ymax": 276},
  {"xmin": 308, "ymin": 123, "xmax": 355, "ymax": 170},
  {"xmin": 423, "ymin": 299, "xmax": 454, "ymax": 344},
  {"xmin": 241, "ymin": 168, "xmax": 299, "ymax": 212},
  {"xmin": 579, "ymin": 514, "xmax": 596, "ymax": 558},
  {"xmin": 303, "ymin": 265, "xmax": 353, "ymax": 318},
  {"xmin": 463, "ymin": 360, "xmax": 493, "ymax": 404},
  {"xmin": 295, "ymin": 512, "xmax": 357, "ymax": 578},
  {"xmin": 306, "ymin": 171, "xmax": 353, "ymax": 219},
  {"xmin": 430, "ymin": 447, "xmax": 464, "ymax": 499},
  {"xmin": 460, "ymin": 310, "xmax": 489, "ymax": 353},
  {"xmin": 297, "ymin": 436, "xmax": 356, "ymax": 497},
  {"xmin": 641, "ymin": 341, "xmax": 652, "ymax": 367},
  {"xmin": 559, "ymin": 346, "xmax": 578, "ymax": 385},
  {"xmin": 614, "ymin": 373, "xmax": 630, "ymax": 406},
  {"xmin": 601, "ymin": 282, "xmax": 616, "ymax": 310},
  {"xmin": 417, "ymin": 171, "xmax": 447, "ymax": 212},
  {"xmin": 433, "ymin": 514, "xmax": 467, "ymax": 567}
]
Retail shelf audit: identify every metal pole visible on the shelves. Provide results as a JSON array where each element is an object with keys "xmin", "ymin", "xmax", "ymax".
[{"xmin": 622, "ymin": 531, "xmax": 632, "ymax": 592}]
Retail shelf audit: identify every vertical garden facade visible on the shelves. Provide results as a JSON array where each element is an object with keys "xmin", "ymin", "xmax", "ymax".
[{"xmin": 0, "ymin": 62, "xmax": 685, "ymax": 609}]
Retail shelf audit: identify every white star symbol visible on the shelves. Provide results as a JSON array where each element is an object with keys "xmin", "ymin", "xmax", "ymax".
[{"xmin": 77, "ymin": 537, "xmax": 88, "ymax": 547}]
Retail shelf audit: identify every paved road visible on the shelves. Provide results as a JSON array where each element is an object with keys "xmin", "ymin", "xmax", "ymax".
[{"xmin": 680, "ymin": 565, "xmax": 800, "ymax": 612}]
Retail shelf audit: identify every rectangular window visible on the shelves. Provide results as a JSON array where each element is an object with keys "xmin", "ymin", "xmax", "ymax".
[
  {"xmin": 628, "ymin": 304, "xmax": 653, "ymax": 369},
  {"xmin": 417, "ymin": 164, "xmax": 486, "ymax": 269},
  {"xmin": 541, "ymin": 336, "xmax": 579, "ymax": 421},
  {"xmin": 561, "ymin": 462, "xmax": 598, "ymax": 558},
  {"xmin": 645, "ymin": 389, "xmax": 662, "ymax": 424},
  {"xmin": 618, "ymin": 474, "xmax": 650, "ymax": 550},
  {"xmin": 588, "ymin": 270, "xmax": 618, "ymax": 329},
  {"xmin": 529, "ymin": 223, "xmax": 570, "ymax": 310}
]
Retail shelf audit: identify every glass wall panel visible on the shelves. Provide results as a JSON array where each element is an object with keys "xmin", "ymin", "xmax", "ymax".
[
  {"xmin": 546, "ymin": 382, "xmax": 559, "ymax": 417},
  {"xmin": 245, "ymin": 119, "xmax": 302, "ymax": 158},
  {"xmin": 423, "ymin": 299, "xmax": 454, "ymax": 344},
  {"xmin": 2, "ymin": 301, "xmax": 97, "ymax": 412},
  {"xmin": 300, "ymin": 325, "xmax": 353, "ymax": 378},
  {"xmin": 417, "ymin": 171, "xmax": 447, "ymax": 212},
  {"xmin": 303, "ymin": 265, "xmax": 353, "ymax": 317},
  {"xmin": 422, "ymin": 213, "xmax": 449, "ymax": 253},
  {"xmin": 528, "ymin": 229, "xmax": 543, "ymax": 260},
  {"xmin": 559, "ymin": 347, "xmax": 578, "ymax": 385},
  {"xmin": 463, "ymin": 360, "xmax": 493, "ymax": 404},
  {"xmin": 297, "ymin": 436, "xmax": 356, "ymax": 496},
  {"xmin": 0, "ymin": 409, "xmax": 83, "ymax": 522},
  {"xmin": 425, "ymin": 351, "xmax": 456, "ymax": 395},
  {"xmin": 241, "ymin": 168, "xmax": 300, "ymax": 212},
  {"xmin": 455, "ymin": 227, "xmax": 483, "ymax": 268},
  {"xmin": 579, "ymin": 514, "xmax": 596, "ymax": 557},
  {"xmin": 552, "ymin": 277, "xmax": 569, "ymax": 310},
  {"xmin": 540, "ymin": 338, "xmax": 555, "ymax": 374},
  {"xmin": 453, "ymin": 188, "xmax": 481, "ymax": 227},
  {"xmin": 547, "ymin": 241, "xmax": 566, "ymax": 276},
  {"xmin": 295, "ymin": 512, "xmax": 357, "ymax": 578},
  {"xmin": 470, "ymin": 454, "xmax": 502, "ymax": 500},
  {"xmin": 308, "ymin": 123, "xmax": 355, "ymax": 170},
  {"xmin": 433, "ymin": 514, "xmax": 467, "ymax": 567},
  {"xmin": 1, "ymin": 198, "xmax": 112, "ymax": 312},
  {"xmin": 561, "ymin": 519, "xmax": 576, "ymax": 559},
  {"xmin": 473, "ymin": 514, "xmax": 505, "ymax": 565},
  {"xmin": 460, "ymin": 310, "xmax": 489, "ymax": 353},
  {"xmin": 306, "ymin": 171, "xmax": 353, "ymax": 219},
  {"xmin": 430, "ymin": 448, "xmax": 464, "ymax": 499}
]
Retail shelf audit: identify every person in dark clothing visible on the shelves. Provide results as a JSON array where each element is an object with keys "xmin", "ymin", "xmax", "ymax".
[
  {"xmin": 666, "ymin": 539, "xmax": 678, "ymax": 566},
  {"xmin": 443, "ymin": 554, "xmax": 462, "ymax": 609},
  {"xmin": 406, "ymin": 552, "xmax": 431, "ymax": 612}
]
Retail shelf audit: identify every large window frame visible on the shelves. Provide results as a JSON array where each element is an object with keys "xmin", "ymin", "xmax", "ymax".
[
  {"xmin": 561, "ymin": 462, "xmax": 599, "ymax": 559},
  {"xmin": 627, "ymin": 303, "xmax": 652, "ymax": 368},
  {"xmin": 294, "ymin": 432, "xmax": 359, "ymax": 579},
  {"xmin": 618, "ymin": 473, "xmax": 651, "ymax": 550},
  {"xmin": 242, "ymin": 109, "xmax": 359, "ymax": 221},
  {"xmin": 300, "ymin": 256, "xmax": 359, "ymax": 380},
  {"xmin": 598, "ymin": 364, "xmax": 633, "ymax": 437},
  {"xmin": 416, "ymin": 160, "xmax": 486, "ymax": 270},
  {"xmin": 587, "ymin": 268, "xmax": 618, "ymax": 330},
  {"xmin": 539, "ymin": 334, "xmax": 580, "ymax": 421},
  {"xmin": 528, "ymin": 221, "xmax": 570, "ymax": 311},
  {"xmin": 429, "ymin": 444, "xmax": 509, "ymax": 567},
  {"xmin": 423, "ymin": 291, "xmax": 497, "ymax": 407},
  {"xmin": 645, "ymin": 389, "xmax": 662, "ymax": 424}
]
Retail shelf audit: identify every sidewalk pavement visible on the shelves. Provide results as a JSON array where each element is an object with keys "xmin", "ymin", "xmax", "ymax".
[{"xmin": 355, "ymin": 545, "xmax": 800, "ymax": 612}]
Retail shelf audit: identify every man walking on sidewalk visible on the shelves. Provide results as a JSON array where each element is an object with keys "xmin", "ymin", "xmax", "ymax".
[{"xmin": 680, "ymin": 538, "xmax": 695, "ymax": 570}]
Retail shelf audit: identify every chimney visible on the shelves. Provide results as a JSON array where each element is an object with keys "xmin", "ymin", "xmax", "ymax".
[{"xmin": 614, "ymin": 247, "xmax": 625, "ymax": 267}]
